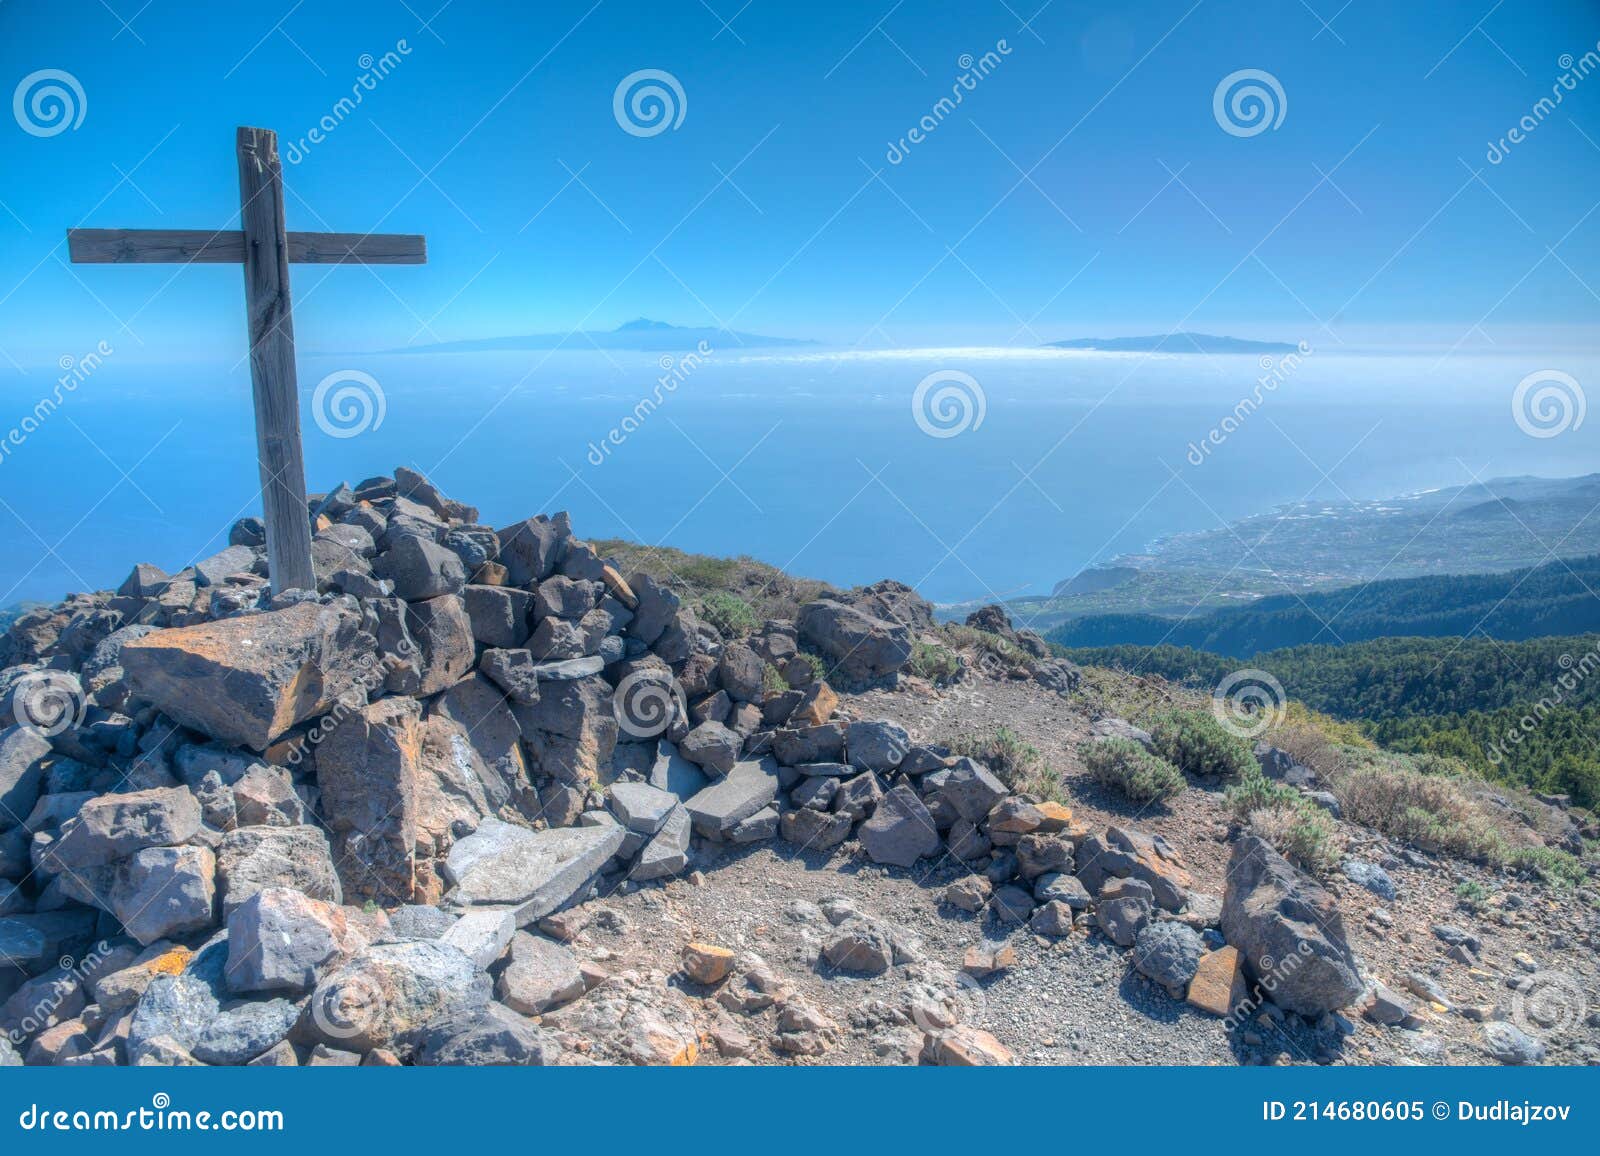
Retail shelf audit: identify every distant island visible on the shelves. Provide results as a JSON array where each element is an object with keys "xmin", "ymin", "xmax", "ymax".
[
  {"xmin": 1044, "ymin": 332, "xmax": 1300, "ymax": 354},
  {"xmin": 383, "ymin": 318, "xmax": 816, "ymax": 354}
]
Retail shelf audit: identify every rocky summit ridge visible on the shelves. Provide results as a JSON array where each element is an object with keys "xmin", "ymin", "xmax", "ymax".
[{"xmin": 0, "ymin": 466, "xmax": 1592, "ymax": 1068}]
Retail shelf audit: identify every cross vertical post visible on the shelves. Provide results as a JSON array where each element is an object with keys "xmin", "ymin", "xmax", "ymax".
[
  {"xmin": 235, "ymin": 126, "xmax": 315, "ymax": 594},
  {"xmin": 66, "ymin": 125, "xmax": 427, "ymax": 596}
]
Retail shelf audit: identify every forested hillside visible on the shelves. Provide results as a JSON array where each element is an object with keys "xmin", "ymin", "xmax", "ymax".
[
  {"xmin": 1061, "ymin": 635, "xmax": 1600, "ymax": 806},
  {"xmin": 1049, "ymin": 556, "xmax": 1600, "ymax": 654}
]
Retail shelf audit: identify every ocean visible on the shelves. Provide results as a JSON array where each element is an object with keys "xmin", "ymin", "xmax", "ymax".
[{"xmin": 1, "ymin": 345, "xmax": 1595, "ymax": 608}]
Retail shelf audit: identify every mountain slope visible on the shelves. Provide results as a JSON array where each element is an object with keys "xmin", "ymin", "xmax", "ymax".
[{"xmin": 1049, "ymin": 555, "xmax": 1600, "ymax": 654}]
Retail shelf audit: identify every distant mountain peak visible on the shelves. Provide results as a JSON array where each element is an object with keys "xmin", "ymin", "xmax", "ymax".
[
  {"xmin": 614, "ymin": 318, "xmax": 678, "ymax": 332},
  {"xmin": 1044, "ymin": 332, "xmax": 1300, "ymax": 354}
]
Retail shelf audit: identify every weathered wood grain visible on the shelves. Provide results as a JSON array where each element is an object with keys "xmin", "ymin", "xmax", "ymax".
[
  {"xmin": 236, "ymin": 126, "xmax": 317, "ymax": 594},
  {"xmin": 67, "ymin": 228, "xmax": 426, "ymax": 265}
]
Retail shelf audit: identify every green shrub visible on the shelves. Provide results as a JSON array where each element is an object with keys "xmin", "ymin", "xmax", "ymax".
[
  {"xmin": 1225, "ymin": 762, "xmax": 1343, "ymax": 874},
  {"xmin": 1247, "ymin": 804, "xmax": 1342, "ymax": 876},
  {"xmin": 762, "ymin": 662, "xmax": 788, "ymax": 695},
  {"xmin": 1148, "ymin": 709, "xmax": 1256, "ymax": 778},
  {"xmin": 1081, "ymin": 738, "xmax": 1186, "ymax": 803},
  {"xmin": 697, "ymin": 592, "xmax": 758, "ymax": 639},
  {"xmin": 1224, "ymin": 767, "xmax": 1303, "ymax": 821},
  {"xmin": 1455, "ymin": 880, "xmax": 1489, "ymax": 907},
  {"xmin": 795, "ymin": 651, "xmax": 827, "ymax": 685},
  {"xmin": 949, "ymin": 726, "xmax": 1059, "ymax": 801},
  {"xmin": 944, "ymin": 624, "xmax": 1032, "ymax": 671},
  {"xmin": 909, "ymin": 641, "xmax": 960, "ymax": 685},
  {"xmin": 1507, "ymin": 846, "xmax": 1588, "ymax": 888},
  {"xmin": 1337, "ymin": 762, "xmax": 1508, "ymax": 863}
]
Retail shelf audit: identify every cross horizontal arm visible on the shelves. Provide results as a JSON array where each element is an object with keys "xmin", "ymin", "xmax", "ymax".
[{"xmin": 66, "ymin": 228, "xmax": 427, "ymax": 265}]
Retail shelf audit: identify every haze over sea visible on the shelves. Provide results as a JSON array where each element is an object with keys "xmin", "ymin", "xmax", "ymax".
[{"xmin": 2, "ymin": 342, "xmax": 1596, "ymax": 609}]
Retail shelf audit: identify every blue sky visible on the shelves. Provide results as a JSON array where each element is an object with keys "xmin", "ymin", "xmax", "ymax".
[{"xmin": 1, "ymin": 0, "xmax": 1598, "ymax": 363}]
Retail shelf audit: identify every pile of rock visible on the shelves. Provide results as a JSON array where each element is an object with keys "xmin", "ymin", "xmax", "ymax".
[{"xmin": 0, "ymin": 468, "xmax": 944, "ymax": 1067}]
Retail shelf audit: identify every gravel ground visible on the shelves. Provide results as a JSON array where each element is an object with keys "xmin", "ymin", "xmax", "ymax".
[{"xmin": 577, "ymin": 672, "xmax": 1600, "ymax": 1066}]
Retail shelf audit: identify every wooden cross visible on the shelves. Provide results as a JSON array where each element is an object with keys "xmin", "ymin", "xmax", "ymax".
[{"xmin": 66, "ymin": 125, "xmax": 427, "ymax": 593}]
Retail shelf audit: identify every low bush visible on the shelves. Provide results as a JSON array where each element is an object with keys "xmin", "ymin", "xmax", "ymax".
[
  {"xmin": 1148, "ymin": 709, "xmax": 1256, "ymax": 778},
  {"xmin": 697, "ymin": 591, "xmax": 759, "ymax": 639},
  {"xmin": 949, "ymin": 725, "xmax": 1060, "ymax": 801},
  {"xmin": 908, "ymin": 641, "xmax": 960, "ymax": 685},
  {"xmin": 1081, "ymin": 738, "xmax": 1186, "ymax": 803}
]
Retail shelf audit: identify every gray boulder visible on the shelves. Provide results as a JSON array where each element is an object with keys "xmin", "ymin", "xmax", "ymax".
[
  {"xmin": 822, "ymin": 922, "xmax": 894, "ymax": 974},
  {"xmin": 443, "ymin": 818, "xmax": 623, "ymax": 923},
  {"xmin": 779, "ymin": 807, "xmax": 853, "ymax": 850},
  {"xmin": 496, "ymin": 932, "xmax": 585, "ymax": 1014},
  {"xmin": 374, "ymin": 534, "xmax": 466, "ymax": 601},
  {"xmin": 1342, "ymin": 859, "xmax": 1396, "ymax": 901},
  {"xmin": 414, "ymin": 1002, "xmax": 553, "ymax": 1066},
  {"xmin": 1132, "ymin": 922, "xmax": 1204, "ymax": 991},
  {"xmin": 110, "ymin": 844, "xmax": 217, "ymax": 946},
  {"xmin": 858, "ymin": 783, "xmax": 939, "ymax": 867},
  {"xmin": 191, "ymin": 998, "xmax": 298, "ymax": 1065},
  {"xmin": 939, "ymin": 759, "xmax": 1007, "ymax": 823},
  {"xmin": 215, "ymin": 825, "xmax": 342, "ymax": 915},
  {"xmin": 1221, "ymin": 834, "xmax": 1364, "ymax": 1015},
  {"xmin": 678, "ymin": 721, "xmax": 742, "ymax": 777},
  {"xmin": 306, "ymin": 940, "xmax": 490, "ymax": 1053},
  {"xmin": 796, "ymin": 598, "xmax": 913, "ymax": 686},
  {"xmin": 120, "ymin": 602, "xmax": 375, "ymax": 750},
  {"xmin": 461, "ymin": 585, "xmax": 533, "ymax": 648},
  {"xmin": 0, "ymin": 726, "xmax": 51, "ymax": 832},
  {"xmin": 52, "ymin": 785, "xmax": 202, "ymax": 869},
  {"xmin": 609, "ymin": 782, "xmax": 677, "ymax": 834},
  {"xmin": 630, "ymin": 805, "xmax": 692, "ymax": 881},
  {"xmin": 1482, "ymin": 1021, "xmax": 1545, "ymax": 1065},
  {"xmin": 847, "ymin": 718, "xmax": 910, "ymax": 772},
  {"xmin": 479, "ymin": 648, "xmax": 544, "ymax": 705},
  {"xmin": 225, "ymin": 887, "xmax": 373, "ymax": 995}
]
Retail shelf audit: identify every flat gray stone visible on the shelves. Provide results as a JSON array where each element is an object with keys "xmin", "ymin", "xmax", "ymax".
[
  {"xmin": 729, "ymin": 805, "xmax": 778, "ymax": 844},
  {"xmin": 529, "ymin": 655, "xmax": 606, "ymax": 681},
  {"xmin": 496, "ymin": 932, "xmax": 585, "ymax": 1014},
  {"xmin": 192, "ymin": 544, "xmax": 259, "ymax": 587},
  {"xmin": 684, "ymin": 757, "xmax": 781, "ymax": 839},
  {"xmin": 648, "ymin": 741, "xmax": 709, "ymax": 800},
  {"xmin": 630, "ymin": 805, "xmax": 691, "ymax": 881},
  {"xmin": 443, "ymin": 818, "xmax": 624, "ymax": 924},
  {"xmin": 438, "ymin": 906, "xmax": 517, "ymax": 969},
  {"xmin": 609, "ymin": 781, "xmax": 677, "ymax": 834}
]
